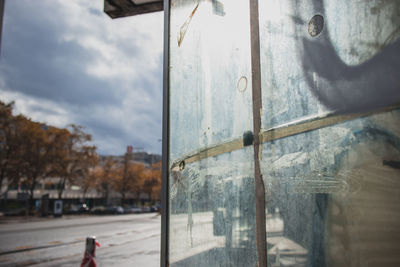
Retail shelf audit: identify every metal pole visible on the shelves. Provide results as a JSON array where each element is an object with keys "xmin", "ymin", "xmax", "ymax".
[
  {"xmin": 0, "ymin": 0, "xmax": 5, "ymax": 57},
  {"xmin": 249, "ymin": 0, "xmax": 267, "ymax": 265},
  {"xmin": 160, "ymin": 0, "xmax": 170, "ymax": 266}
]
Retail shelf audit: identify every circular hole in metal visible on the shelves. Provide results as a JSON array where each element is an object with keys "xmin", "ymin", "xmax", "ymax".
[
  {"xmin": 237, "ymin": 76, "xmax": 248, "ymax": 93},
  {"xmin": 308, "ymin": 15, "xmax": 324, "ymax": 37},
  {"xmin": 179, "ymin": 160, "xmax": 185, "ymax": 171}
]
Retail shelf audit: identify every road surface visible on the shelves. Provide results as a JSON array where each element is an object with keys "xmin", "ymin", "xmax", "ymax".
[{"xmin": 0, "ymin": 213, "xmax": 160, "ymax": 266}]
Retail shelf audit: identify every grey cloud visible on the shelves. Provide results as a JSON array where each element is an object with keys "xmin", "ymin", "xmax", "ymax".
[
  {"xmin": 0, "ymin": 2, "xmax": 124, "ymax": 107},
  {"xmin": 0, "ymin": 1, "xmax": 163, "ymax": 155},
  {"xmin": 81, "ymin": 113, "xmax": 161, "ymax": 155},
  {"xmin": 89, "ymin": 7, "xmax": 103, "ymax": 17}
]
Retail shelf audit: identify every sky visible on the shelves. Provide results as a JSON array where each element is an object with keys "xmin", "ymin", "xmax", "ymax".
[{"xmin": 0, "ymin": 0, "xmax": 164, "ymax": 156}]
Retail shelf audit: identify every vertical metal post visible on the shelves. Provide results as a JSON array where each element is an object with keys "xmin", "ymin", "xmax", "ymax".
[
  {"xmin": 0, "ymin": 0, "xmax": 5, "ymax": 57},
  {"xmin": 249, "ymin": 0, "xmax": 267, "ymax": 266},
  {"xmin": 160, "ymin": 0, "xmax": 170, "ymax": 266}
]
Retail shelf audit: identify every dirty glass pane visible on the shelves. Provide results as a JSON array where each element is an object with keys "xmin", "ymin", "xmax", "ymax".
[
  {"xmin": 169, "ymin": 147, "xmax": 257, "ymax": 266},
  {"xmin": 169, "ymin": 0, "xmax": 253, "ymax": 162},
  {"xmin": 259, "ymin": 0, "xmax": 400, "ymax": 128},
  {"xmin": 259, "ymin": 1, "xmax": 400, "ymax": 266},
  {"xmin": 261, "ymin": 112, "xmax": 400, "ymax": 267},
  {"xmin": 168, "ymin": 0, "xmax": 256, "ymax": 265}
]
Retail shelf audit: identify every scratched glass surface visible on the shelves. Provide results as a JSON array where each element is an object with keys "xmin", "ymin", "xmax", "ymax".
[
  {"xmin": 261, "ymin": 111, "xmax": 400, "ymax": 267},
  {"xmin": 169, "ymin": 146, "xmax": 257, "ymax": 266},
  {"xmin": 169, "ymin": 0, "xmax": 253, "ymax": 163},
  {"xmin": 259, "ymin": 0, "xmax": 400, "ymax": 128},
  {"xmin": 259, "ymin": 1, "xmax": 400, "ymax": 266}
]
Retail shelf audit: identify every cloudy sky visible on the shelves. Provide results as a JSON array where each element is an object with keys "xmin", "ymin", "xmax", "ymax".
[{"xmin": 0, "ymin": 0, "xmax": 163, "ymax": 155}]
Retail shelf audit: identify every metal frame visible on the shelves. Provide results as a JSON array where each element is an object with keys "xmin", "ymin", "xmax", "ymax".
[
  {"xmin": 0, "ymin": 0, "xmax": 5, "ymax": 56},
  {"xmin": 160, "ymin": 0, "xmax": 169, "ymax": 266},
  {"xmin": 249, "ymin": 0, "xmax": 267, "ymax": 265},
  {"xmin": 168, "ymin": 104, "xmax": 400, "ymax": 170},
  {"xmin": 161, "ymin": 2, "xmax": 266, "ymax": 265},
  {"xmin": 104, "ymin": 0, "xmax": 163, "ymax": 19}
]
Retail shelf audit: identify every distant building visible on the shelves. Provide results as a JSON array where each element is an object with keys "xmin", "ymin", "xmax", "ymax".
[{"xmin": 99, "ymin": 151, "xmax": 161, "ymax": 167}]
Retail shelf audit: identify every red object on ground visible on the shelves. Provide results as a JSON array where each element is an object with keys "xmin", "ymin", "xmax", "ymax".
[{"xmin": 80, "ymin": 237, "xmax": 100, "ymax": 267}]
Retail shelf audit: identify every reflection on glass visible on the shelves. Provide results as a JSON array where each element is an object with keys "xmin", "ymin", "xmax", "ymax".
[
  {"xmin": 169, "ymin": 147, "xmax": 257, "ymax": 266},
  {"xmin": 259, "ymin": 1, "xmax": 400, "ymax": 266},
  {"xmin": 169, "ymin": 0, "xmax": 256, "ymax": 265},
  {"xmin": 168, "ymin": 0, "xmax": 400, "ymax": 266},
  {"xmin": 169, "ymin": 0, "xmax": 253, "ymax": 162},
  {"xmin": 259, "ymin": 0, "xmax": 400, "ymax": 125},
  {"xmin": 261, "ymin": 113, "xmax": 400, "ymax": 267}
]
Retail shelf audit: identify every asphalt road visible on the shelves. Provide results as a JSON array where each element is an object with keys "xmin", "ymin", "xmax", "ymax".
[{"xmin": 0, "ymin": 213, "xmax": 160, "ymax": 266}]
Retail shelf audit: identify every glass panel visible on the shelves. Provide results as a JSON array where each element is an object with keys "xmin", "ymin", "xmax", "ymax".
[
  {"xmin": 169, "ymin": 147, "xmax": 257, "ymax": 266},
  {"xmin": 169, "ymin": 0, "xmax": 253, "ymax": 162},
  {"xmin": 261, "ymin": 112, "xmax": 400, "ymax": 267},
  {"xmin": 259, "ymin": 0, "xmax": 400, "ymax": 128},
  {"xmin": 168, "ymin": 0, "xmax": 256, "ymax": 265},
  {"xmin": 259, "ymin": 1, "xmax": 400, "ymax": 266}
]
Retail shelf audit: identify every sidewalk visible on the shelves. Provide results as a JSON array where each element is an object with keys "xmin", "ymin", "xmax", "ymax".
[{"xmin": 0, "ymin": 214, "xmax": 91, "ymax": 224}]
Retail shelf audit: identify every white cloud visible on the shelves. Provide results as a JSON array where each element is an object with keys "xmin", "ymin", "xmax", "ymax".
[
  {"xmin": 1, "ymin": 90, "xmax": 71, "ymax": 128},
  {"xmin": 54, "ymin": 1, "xmax": 163, "ymax": 83}
]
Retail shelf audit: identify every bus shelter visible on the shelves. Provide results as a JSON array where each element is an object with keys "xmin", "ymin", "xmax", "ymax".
[{"xmin": 105, "ymin": 1, "xmax": 400, "ymax": 266}]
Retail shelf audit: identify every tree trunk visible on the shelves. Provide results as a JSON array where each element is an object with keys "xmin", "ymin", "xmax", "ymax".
[
  {"xmin": 121, "ymin": 191, "xmax": 126, "ymax": 206},
  {"xmin": 104, "ymin": 186, "xmax": 109, "ymax": 206},
  {"xmin": 0, "ymin": 168, "xmax": 5, "ymax": 196},
  {"xmin": 0, "ymin": 167, "xmax": 5, "ymax": 211},
  {"xmin": 57, "ymin": 177, "xmax": 67, "ymax": 199},
  {"xmin": 0, "ymin": 147, "xmax": 11, "ymax": 197},
  {"xmin": 28, "ymin": 176, "xmax": 37, "ymax": 214},
  {"xmin": 83, "ymin": 188, "xmax": 87, "ymax": 200}
]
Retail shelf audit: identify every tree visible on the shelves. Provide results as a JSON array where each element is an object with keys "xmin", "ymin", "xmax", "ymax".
[
  {"xmin": 92, "ymin": 157, "xmax": 119, "ymax": 205},
  {"xmin": 81, "ymin": 167, "xmax": 98, "ymax": 198},
  {"xmin": 0, "ymin": 99, "xmax": 99, "ymax": 212},
  {"xmin": 52, "ymin": 125, "xmax": 97, "ymax": 199},
  {"xmin": 0, "ymin": 101, "xmax": 17, "ymax": 194},
  {"xmin": 18, "ymin": 120, "xmax": 67, "ymax": 212},
  {"xmin": 0, "ymin": 102, "xmax": 31, "ymax": 197},
  {"xmin": 142, "ymin": 161, "xmax": 162, "ymax": 202},
  {"xmin": 113, "ymin": 160, "xmax": 146, "ymax": 205}
]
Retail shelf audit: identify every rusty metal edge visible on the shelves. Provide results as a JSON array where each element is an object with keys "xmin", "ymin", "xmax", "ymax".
[
  {"xmin": 169, "ymin": 138, "xmax": 244, "ymax": 171},
  {"xmin": 170, "ymin": 104, "xmax": 400, "ymax": 173},
  {"xmin": 260, "ymin": 104, "xmax": 400, "ymax": 144},
  {"xmin": 249, "ymin": 0, "xmax": 267, "ymax": 265}
]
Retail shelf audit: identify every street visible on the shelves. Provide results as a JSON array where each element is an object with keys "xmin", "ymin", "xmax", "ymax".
[{"xmin": 0, "ymin": 214, "xmax": 160, "ymax": 266}]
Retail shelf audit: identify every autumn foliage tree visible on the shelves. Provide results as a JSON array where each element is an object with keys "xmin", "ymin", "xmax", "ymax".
[
  {"xmin": 91, "ymin": 157, "xmax": 119, "ymax": 205},
  {"xmin": 114, "ymin": 161, "xmax": 146, "ymax": 205},
  {"xmin": 0, "ymin": 100, "xmax": 98, "ymax": 212},
  {"xmin": 52, "ymin": 125, "xmax": 97, "ymax": 199},
  {"xmin": 80, "ymin": 167, "xmax": 98, "ymax": 199},
  {"xmin": 1, "ymin": 99, "xmax": 163, "ymax": 211},
  {"xmin": 0, "ymin": 101, "xmax": 24, "ymax": 193},
  {"xmin": 142, "ymin": 161, "xmax": 161, "ymax": 202}
]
